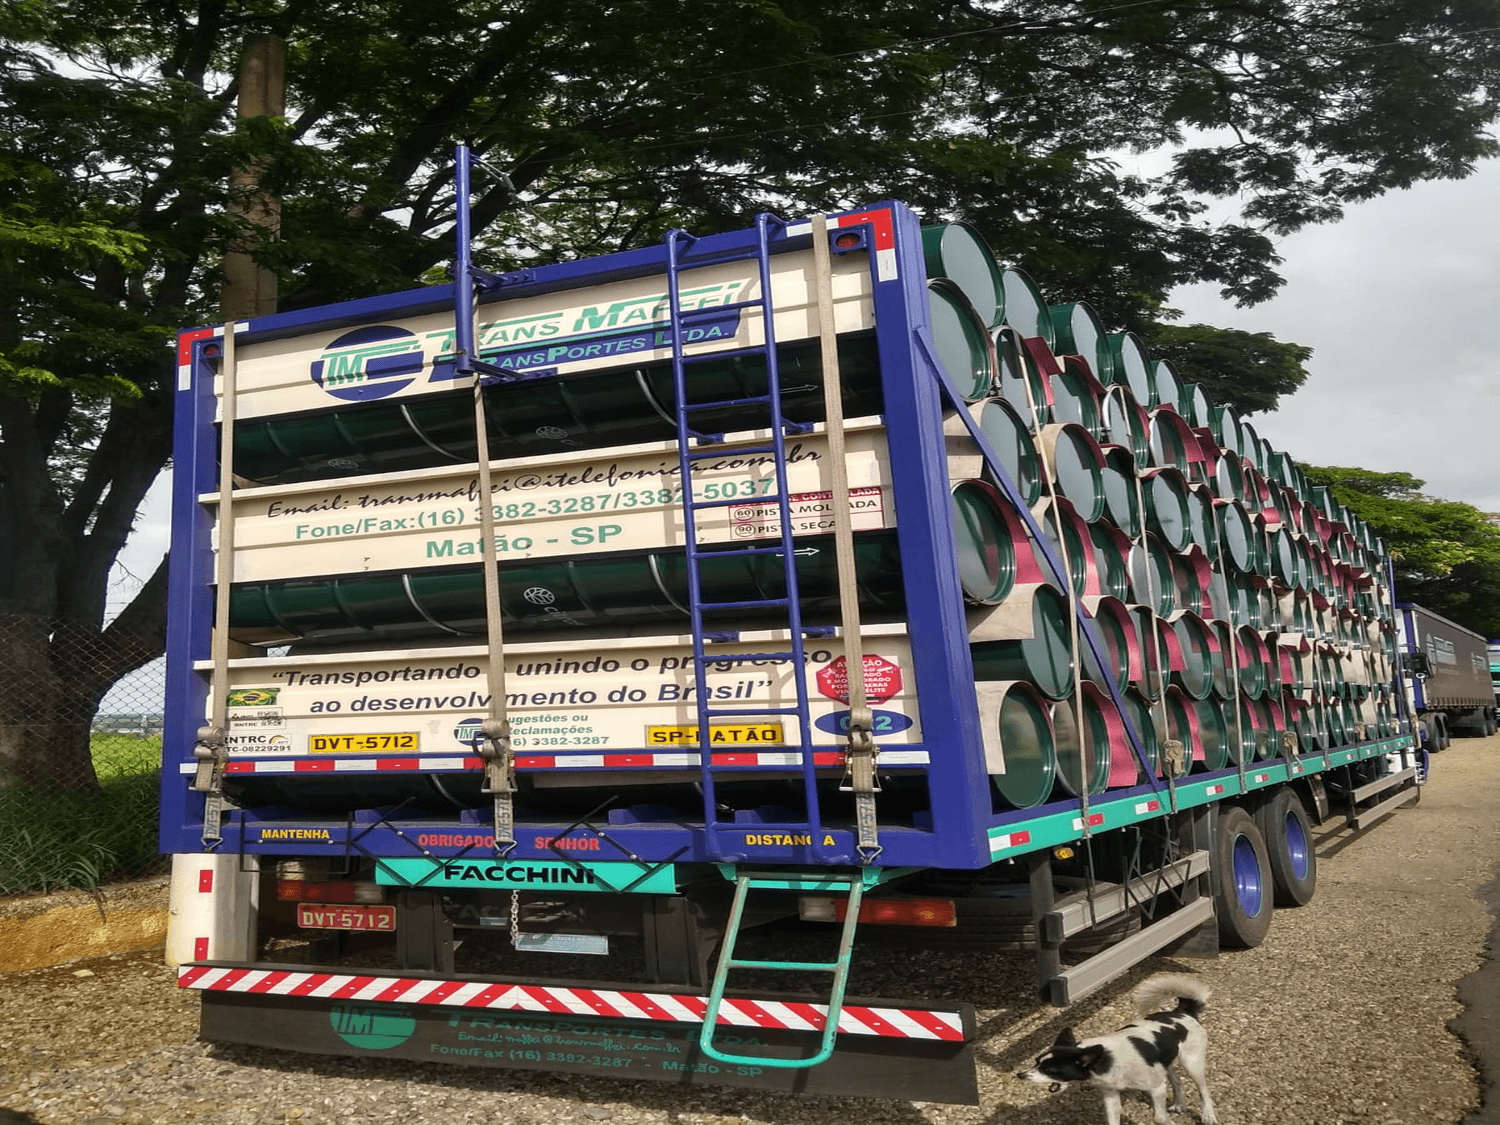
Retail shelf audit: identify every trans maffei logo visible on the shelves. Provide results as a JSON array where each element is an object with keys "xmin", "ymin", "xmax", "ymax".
[{"xmin": 310, "ymin": 326, "xmax": 426, "ymax": 402}]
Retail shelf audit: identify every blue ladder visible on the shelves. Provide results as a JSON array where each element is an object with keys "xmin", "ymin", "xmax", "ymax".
[{"xmin": 663, "ymin": 215, "xmax": 838, "ymax": 865}]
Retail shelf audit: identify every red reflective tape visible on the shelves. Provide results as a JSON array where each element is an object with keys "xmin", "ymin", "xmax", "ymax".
[
  {"xmin": 223, "ymin": 761, "xmax": 255, "ymax": 773},
  {"xmin": 373, "ymin": 978, "xmax": 417, "ymax": 1003},
  {"xmin": 177, "ymin": 327, "xmax": 216, "ymax": 368},
  {"xmin": 420, "ymin": 980, "xmax": 469, "ymax": 1004},
  {"xmin": 462, "ymin": 983, "xmax": 521, "ymax": 1008},
  {"xmin": 198, "ymin": 869, "xmax": 214, "ymax": 893},
  {"xmin": 521, "ymin": 985, "xmax": 575, "ymax": 1013},
  {"xmin": 374, "ymin": 758, "xmax": 420, "ymax": 771},
  {"xmin": 572, "ymin": 988, "xmax": 625, "ymax": 1016},
  {"xmin": 617, "ymin": 991, "xmax": 675, "ymax": 1022},
  {"xmin": 899, "ymin": 1009, "xmax": 966, "ymax": 1041},
  {"xmin": 192, "ymin": 938, "xmax": 210, "ymax": 962},
  {"xmin": 1011, "ymin": 831, "xmax": 1032, "ymax": 846},
  {"xmin": 843, "ymin": 1007, "xmax": 900, "ymax": 1036},
  {"xmin": 293, "ymin": 759, "xmax": 336, "ymax": 772},
  {"xmin": 290, "ymin": 973, "xmax": 334, "ymax": 996},
  {"xmin": 601, "ymin": 755, "xmax": 654, "ymax": 767},
  {"xmin": 246, "ymin": 971, "xmax": 291, "ymax": 994},
  {"xmin": 214, "ymin": 968, "xmax": 253, "ymax": 990},
  {"xmin": 732, "ymin": 1000, "xmax": 784, "ymax": 1027},
  {"xmin": 330, "ymin": 975, "xmax": 378, "ymax": 999},
  {"xmin": 781, "ymin": 1000, "xmax": 828, "ymax": 1030},
  {"xmin": 711, "ymin": 753, "xmax": 757, "ymax": 765},
  {"xmin": 178, "ymin": 964, "xmax": 210, "ymax": 987},
  {"xmin": 515, "ymin": 755, "xmax": 556, "ymax": 769}
]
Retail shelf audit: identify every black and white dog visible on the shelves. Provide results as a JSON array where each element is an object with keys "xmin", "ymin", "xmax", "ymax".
[{"xmin": 1015, "ymin": 973, "xmax": 1217, "ymax": 1125}]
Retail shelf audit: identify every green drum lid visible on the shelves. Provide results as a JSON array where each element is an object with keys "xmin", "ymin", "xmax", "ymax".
[
  {"xmin": 1147, "ymin": 358, "xmax": 1182, "ymax": 412},
  {"xmin": 1082, "ymin": 595, "xmax": 1135, "ymax": 692},
  {"xmin": 1162, "ymin": 687, "xmax": 1198, "ymax": 778},
  {"xmin": 1186, "ymin": 487, "xmax": 1218, "ymax": 558},
  {"xmin": 1106, "ymin": 333, "xmax": 1153, "ymax": 401},
  {"xmin": 1212, "ymin": 449, "xmax": 1245, "ymax": 506},
  {"xmin": 951, "ymin": 479, "xmax": 1019, "ymax": 605},
  {"xmin": 999, "ymin": 267, "xmax": 1055, "ymax": 347},
  {"xmin": 1089, "ymin": 522, "xmax": 1132, "ymax": 601},
  {"xmin": 986, "ymin": 681, "xmax": 1057, "ymax": 809},
  {"xmin": 1120, "ymin": 690, "xmax": 1163, "ymax": 777},
  {"xmin": 922, "ymin": 223, "xmax": 1005, "ymax": 328},
  {"xmin": 1148, "ymin": 408, "xmax": 1197, "ymax": 474},
  {"xmin": 1245, "ymin": 696, "xmax": 1280, "ymax": 759},
  {"xmin": 1043, "ymin": 424, "xmax": 1107, "ymax": 523},
  {"xmin": 1168, "ymin": 611, "xmax": 1216, "ymax": 701},
  {"xmin": 971, "ymin": 583, "xmax": 1075, "ymax": 700},
  {"xmin": 1128, "ymin": 534, "xmax": 1177, "ymax": 617},
  {"xmin": 1048, "ymin": 302, "xmax": 1114, "ymax": 384},
  {"xmin": 1171, "ymin": 548, "xmax": 1212, "ymax": 618},
  {"xmin": 1209, "ymin": 405, "xmax": 1242, "ymax": 456},
  {"xmin": 1132, "ymin": 607, "xmax": 1166, "ymax": 700},
  {"xmin": 1193, "ymin": 696, "xmax": 1231, "ymax": 771},
  {"xmin": 1047, "ymin": 370, "xmax": 1102, "ymax": 433},
  {"xmin": 1142, "ymin": 469, "xmax": 1193, "ymax": 551},
  {"xmin": 927, "ymin": 279, "xmax": 996, "ymax": 401},
  {"xmin": 992, "ymin": 326, "xmax": 1050, "ymax": 428},
  {"xmin": 1235, "ymin": 624, "xmax": 1270, "ymax": 698},
  {"xmin": 1177, "ymin": 382, "xmax": 1211, "ymax": 427},
  {"xmin": 1217, "ymin": 501, "xmax": 1255, "ymax": 573},
  {"xmin": 1051, "ymin": 692, "xmax": 1111, "ymax": 796},
  {"xmin": 1101, "ymin": 447, "xmax": 1143, "ymax": 535},
  {"xmin": 976, "ymin": 396, "xmax": 1044, "ymax": 505},
  {"xmin": 1040, "ymin": 499, "xmax": 1094, "ymax": 598},
  {"xmin": 1100, "ymin": 386, "xmax": 1149, "ymax": 469}
]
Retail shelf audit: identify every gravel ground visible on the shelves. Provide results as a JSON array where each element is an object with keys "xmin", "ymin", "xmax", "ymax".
[{"xmin": 3, "ymin": 738, "xmax": 1498, "ymax": 1125}]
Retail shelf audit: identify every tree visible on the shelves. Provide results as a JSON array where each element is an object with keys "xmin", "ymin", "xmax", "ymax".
[
  {"xmin": 1143, "ymin": 324, "xmax": 1312, "ymax": 415},
  {"xmin": 5, "ymin": 0, "xmax": 1500, "ymax": 790},
  {"xmin": 1301, "ymin": 465, "xmax": 1500, "ymax": 638}
]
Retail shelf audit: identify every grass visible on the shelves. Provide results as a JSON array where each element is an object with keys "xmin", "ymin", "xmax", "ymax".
[{"xmin": 0, "ymin": 734, "xmax": 165, "ymax": 896}]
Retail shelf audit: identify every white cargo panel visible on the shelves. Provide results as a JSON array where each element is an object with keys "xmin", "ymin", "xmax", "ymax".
[
  {"xmin": 213, "ymin": 423, "xmax": 894, "ymax": 582},
  {"xmin": 222, "ymin": 251, "xmax": 875, "ymax": 421}
]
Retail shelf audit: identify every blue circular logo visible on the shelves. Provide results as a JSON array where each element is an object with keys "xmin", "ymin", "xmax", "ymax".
[
  {"xmin": 454, "ymin": 716, "xmax": 483, "ymax": 747},
  {"xmin": 310, "ymin": 326, "xmax": 425, "ymax": 402}
]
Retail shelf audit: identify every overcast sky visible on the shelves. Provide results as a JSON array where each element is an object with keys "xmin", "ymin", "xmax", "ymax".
[{"xmin": 1167, "ymin": 157, "xmax": 1500, "ymax": 514}]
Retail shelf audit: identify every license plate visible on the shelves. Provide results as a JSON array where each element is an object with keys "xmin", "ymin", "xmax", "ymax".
[
  {"xmin": 296, "ymin": 904, "xmax": 396, "ymax": 931},
  {"xmin": 308, "ymin": 732, "xmax": 419, "ymax": 753},
  {"xmin": 645, "ymin": 722, "xmax": 783, "ymax": 746}
]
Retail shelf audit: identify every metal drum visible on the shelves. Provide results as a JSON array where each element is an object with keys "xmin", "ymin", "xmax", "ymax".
[
  {"xmin": 1038, "ymin": 423, "xmax": 1107, "ymax": 523},
  {"xmin": 999, "ymin": 267, "xmax": 1055, "ymax": 347},
  {"xmin": 951, "ymin": 479, "xmax": 1020, "ymax": 605},
  {"xmin": 982, "ymin": 680, "xmax": 1057, "ymax": 809},
  {"xmin": 1051, "ymin": 687, "xmax": 1112, "ymax": 797},
  {"xmin": 922, "ymin": 223, "xmax": 1005, "ymax": 328},
  {"xmin": 1049, "ymin": 302, "xmax": 1114, "ymax": 384},
  {"xmin": 1192, "ymin": 695, "xmax": 1231, "ymax": 771},
  {"xmin": 927, "ymin": 279, "xmax": 996, "ymax": 401},
  {"xmin": 1106, "ymin": 333, "xmax": 1153, "ymax": 402},
  {"xmin": 971, "ymin": 583, "xmax": 1075, "ymax": 700}
]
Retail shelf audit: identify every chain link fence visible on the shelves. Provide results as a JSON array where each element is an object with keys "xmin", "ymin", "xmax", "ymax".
[{"xmin": 0, "ymin": 612, "xmax": 168, "ymax": 896}]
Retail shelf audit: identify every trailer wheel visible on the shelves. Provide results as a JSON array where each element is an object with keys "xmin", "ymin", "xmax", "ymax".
[
  {"xmin": 1432, "ymin": 713, "xmax": 1451, "ymax": 751},
  {"xmin": 1253, "ymin": 790, "xmax": 1316, "ymax": 907},
  {"xmin": 1214, "ymin": 806, "xmax": 1273, "ymax": 948}
]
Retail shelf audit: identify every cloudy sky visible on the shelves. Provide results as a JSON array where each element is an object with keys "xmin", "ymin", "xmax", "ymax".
[{"xmin": 1167, "ymin": 157, "xmax": 1500, "ymax": 514}]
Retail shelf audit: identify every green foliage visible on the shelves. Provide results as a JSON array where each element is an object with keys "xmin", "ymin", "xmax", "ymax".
[
  {"xmin": 1302, "ymin": 464, "xmax": 1500, "ymax": 637},
  {"xmin": 1143, "ymin": 324, "xmax": 1313, "ymax": 415},
  {"xmin": 0, "ymin": 737, "xmax": 161, "ymax": 894}
]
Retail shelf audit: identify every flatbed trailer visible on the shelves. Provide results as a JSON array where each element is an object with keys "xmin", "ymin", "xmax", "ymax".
[{"xmin": 162, "ymin": 151, "xmax": 1422, "ymax": 1102}]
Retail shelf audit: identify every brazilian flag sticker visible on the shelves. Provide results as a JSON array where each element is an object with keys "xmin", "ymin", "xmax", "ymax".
[{"xmin": 227, "ymin": 688, "xmax": 279, "ymax": 707}]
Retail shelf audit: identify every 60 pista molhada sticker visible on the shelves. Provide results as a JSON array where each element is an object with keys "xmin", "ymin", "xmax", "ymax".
[{"xmin": 308, "ymin": 732, "xmax": 420, "ymax": 754}]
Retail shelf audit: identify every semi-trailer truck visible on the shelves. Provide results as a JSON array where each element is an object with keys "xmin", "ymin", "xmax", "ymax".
[
  {"xmin": 1398, "ymin": 603, "xmax": 1498, "ymax": 748},
  {"xmin": 161, "ymin": 150, "xmax": 1422, "ymax": 1103}
]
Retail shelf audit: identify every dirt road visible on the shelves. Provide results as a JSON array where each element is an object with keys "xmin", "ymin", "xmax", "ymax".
[{"xmin": 2, "ymin": 738, "xmax": 1498, "ymax": 1124}]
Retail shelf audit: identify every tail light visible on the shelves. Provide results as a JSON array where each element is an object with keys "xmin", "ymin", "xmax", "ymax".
[{"xmin": 798, "ymin": 895, "xmax": 957, "ymax": 927}]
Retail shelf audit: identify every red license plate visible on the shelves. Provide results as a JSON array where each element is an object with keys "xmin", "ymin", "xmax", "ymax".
[{"xmin": 296, "ymin": 904, "xmax": 396, "ymax": 932}]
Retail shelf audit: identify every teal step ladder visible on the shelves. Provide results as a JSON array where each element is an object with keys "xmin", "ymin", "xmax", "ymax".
[{"xmin": 698, "ymin": 871, "xmax": 871, "ymax": 1068}]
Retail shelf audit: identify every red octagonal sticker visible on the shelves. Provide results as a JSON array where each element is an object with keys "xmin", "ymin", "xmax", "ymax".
[{"xmin": 816, "ymin": 654, "xmax": 904, "ymax": 704}]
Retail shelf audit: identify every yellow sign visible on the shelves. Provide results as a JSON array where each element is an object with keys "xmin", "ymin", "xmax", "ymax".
[
  {"xmin": 308, "ymin": 732, "xmax": 419, "ymax": 754},
  {"xmin": 646, "ymin": 723, "xmax": 784, "ymax": 746}
]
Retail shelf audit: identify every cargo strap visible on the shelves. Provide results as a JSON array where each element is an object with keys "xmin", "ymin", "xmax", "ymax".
[
  {"xmin": 811, "ymin": 215, "xmax": 880, "ymax": 863},
  {"xmin": 192, "ymin": 319, "xmax": 243, "ymax": 848},
  {"xmin": 454, "ymin": 146, "xmax": 516, "ymax": 857}
]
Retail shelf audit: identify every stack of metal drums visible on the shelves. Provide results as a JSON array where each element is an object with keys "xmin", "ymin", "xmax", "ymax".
[{"xmin": 922, "ymin": 221, "xmax": 1399, "ymax": 809}]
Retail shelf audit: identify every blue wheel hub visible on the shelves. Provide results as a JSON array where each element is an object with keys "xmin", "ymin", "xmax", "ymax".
[
  {"xmin": 1232, "ymin": 834, "xmax": 1264, "ymax": 916},
  {"xmin": 1283, "ymin": 812, "xmax": 1310, "ymax": 880}
]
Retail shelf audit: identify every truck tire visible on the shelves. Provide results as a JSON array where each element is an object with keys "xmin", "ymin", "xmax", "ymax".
[
  {"xmin": 1434, "ymin": 713, "xmax": 1451, "ymax": 751},
  {"xmin": 1214, "ymin": 806, "xmax": 1273, "ymax": 948},
  {"xmin": 1253, "ymin": 790, "xmax": 1316, "ymax": 907}
]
